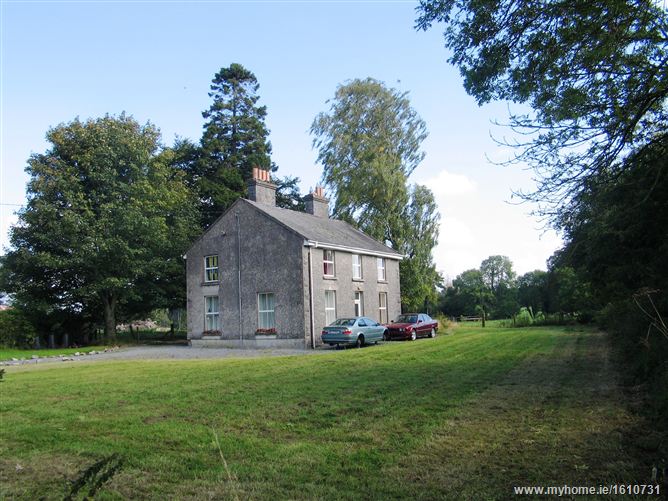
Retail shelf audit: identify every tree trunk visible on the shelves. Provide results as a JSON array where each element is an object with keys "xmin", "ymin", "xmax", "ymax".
[{"xmin": 103, "ymin": 293, "xmax": 117, "ymax": 342}]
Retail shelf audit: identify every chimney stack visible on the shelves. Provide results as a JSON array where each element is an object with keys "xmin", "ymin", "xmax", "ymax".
[
  {"xmin": 247, "ymin": 167, "xmax": 276, "ymax": 206},
  {"xmin": 304, "ymin": 186, "xmax": 329, "ymax": 218}
]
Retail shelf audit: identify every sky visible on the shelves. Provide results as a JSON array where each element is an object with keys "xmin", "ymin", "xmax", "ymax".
[{"xmin": 0, "ymin": 0, "xmax": 562, "ymax": 281}]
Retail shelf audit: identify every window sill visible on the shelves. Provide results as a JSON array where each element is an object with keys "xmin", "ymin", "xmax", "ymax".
[
  {"xmin": 323, "ymin": 276, "xmax": 337, "ymax": 280},
  {"xmin": 377, "ymin": 280, "xmax": 388, "ymax": 284},
  {"xmin": 201, "ymin": 281, "xmax": 219, "ymax": 286},
  {"xmin": 352, "ymin": 278, "xmax": 364, "ymax": 282}
]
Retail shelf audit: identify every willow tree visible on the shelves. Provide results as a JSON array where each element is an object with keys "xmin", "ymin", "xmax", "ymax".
[{"xmin": 311, "ymin": 78, "xmax": 441, "ymax": 310}]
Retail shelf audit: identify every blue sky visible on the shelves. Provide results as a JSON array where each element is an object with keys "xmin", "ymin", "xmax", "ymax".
[{"xmin": 1, "ymin": 0, "xmax": 561, "ymax": 280}]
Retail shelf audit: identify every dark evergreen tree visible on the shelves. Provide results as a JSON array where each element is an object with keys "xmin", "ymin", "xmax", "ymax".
[{"xmin": 198, "ymin": 63, "xmax": 275, "ymax": 226}]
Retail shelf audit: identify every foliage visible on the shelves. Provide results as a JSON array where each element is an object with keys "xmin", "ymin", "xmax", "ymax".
[
  {"xmin": 311, "ymin": 77, "xmax": 428, "ymax": 242},
  {"xmin": 558, "ymin": 136, "xmax": 668, "ymax": 306},
  {"xmin": 396, "ymin": 185, "xmax": 442, "ymax": 311},
  {"xmin": 274, "ymin": 175, "xmax": 306, "ymax": 212},
  {"xmin": 0, "ymin": 308, "xmax": 37, "ymax": 348},
  {"xmin": 175, "ymin": 64, "xmax": 304, "ymax": 227},
  {"xmin": 311, "ymin": 78, "xmax": 440, "ymax": 310},
  {"xmin": 480, "ymin": 255, "xmax": 515, "ymax": 293},
  {"xmin": 194, "ymin": 64, "xmax": 277, "ymax": 227},
  {"xmin": 514, "ymin": 307, "xmax": 534, "ymax": 328},
  {"xmin": 416, "ymin": 0, "xmax": 668, "ymax": 220},
  {"xmin": 440, "ymin": 268, "xmax": 487, "ymax": 317},
  {"xmin": 0, "ymin": 114, "xmax": 198, "ymax": 340},
  {"xmin": 517, "ymin": 270, "xmax": 548, "ymax": 314}
]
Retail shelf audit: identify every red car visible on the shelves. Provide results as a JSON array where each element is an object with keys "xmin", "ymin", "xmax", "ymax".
[{"xmin": 384, "ymin": 313, "xmax": 439, "ymax": 341}]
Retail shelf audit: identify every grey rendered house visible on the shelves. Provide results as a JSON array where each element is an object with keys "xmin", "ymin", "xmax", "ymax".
[{"xmin": 186, "ymin": 168, "xmax": 403, "ymax": 349}]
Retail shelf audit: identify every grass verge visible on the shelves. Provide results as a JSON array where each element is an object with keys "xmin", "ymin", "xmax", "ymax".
[{"xmin": 0, "ymin": 346, "xmax": 108, "ymax": 362}]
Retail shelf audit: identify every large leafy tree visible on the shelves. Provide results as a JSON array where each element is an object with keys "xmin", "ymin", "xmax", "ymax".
[
  {"xmin": 440, "ymin": 268, "xmax": 487, "ymax": 317},
  {"xmin": 0, "ymin": 115, "xmax": 198, "ymax": 340},
  {"xmin": 517, "ymin": 270, "xmax": 548, "ymax": 314},
  {"xmin": 311, "ymin": 78, "xmax": 440, "ymax": 310},
  {"xmin": 396, "ymin": 185, "xmax": 442, "ymax": 311},
  {"xmin": 416, "ymin": 0, "xmax": 668, "ymax": 220},
  {"xmin": 480, "ymin": 255, "xmax": 515, "ymax": 294}
]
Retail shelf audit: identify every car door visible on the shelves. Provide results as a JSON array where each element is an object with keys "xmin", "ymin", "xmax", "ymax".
[
  {"xmin": 415, "ymin": 314, "xmax": 425, "ymax": 336},
  {"xmin": 364, "ymin": 317, "xmax": 382, "ymax": 341},
  {"xmin": 356, "ymin": 318, "xmax": 367, "ymax": 340}
]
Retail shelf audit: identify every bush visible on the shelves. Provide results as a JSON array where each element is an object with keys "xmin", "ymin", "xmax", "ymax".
[
  {"xmin": 515, "ymin": 307, "xmax": 534, "ymax": 327},
  {"xmin": 432, "ymin": 313, "xmax": 455, "ymax": 333},
  {"xmin": 0, "ymin": 308, "xmax": 38, "ymax": 348}
]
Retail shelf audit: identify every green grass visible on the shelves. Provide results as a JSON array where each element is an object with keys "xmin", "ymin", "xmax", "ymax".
[
  {"xmin": 0, "ymin": 346, "xmax": 108, "ymax": 361},
  {"xmin": 0, "ymin": 325, "xmax": 659, "ymax": 499}
]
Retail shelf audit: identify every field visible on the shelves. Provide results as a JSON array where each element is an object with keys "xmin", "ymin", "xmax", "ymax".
[{"xmin": 0, "ymin": 325, "xmax": 658, "ymax": 499}]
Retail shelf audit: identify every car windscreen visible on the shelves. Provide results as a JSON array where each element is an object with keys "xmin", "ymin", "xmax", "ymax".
[{"xmin": 396, "ymin": 315, "xmax": 417, "ymax": 323}]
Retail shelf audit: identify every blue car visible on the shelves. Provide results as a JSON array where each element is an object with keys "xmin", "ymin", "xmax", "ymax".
[{"xmin": 321, "ymin": 317, "xmax": 388, "ymax": 348}]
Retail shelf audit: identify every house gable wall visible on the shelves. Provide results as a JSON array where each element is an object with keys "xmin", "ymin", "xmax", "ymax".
[{"xmin": 186, "ymin": 200, "xmax": 306, "ymax": 346}]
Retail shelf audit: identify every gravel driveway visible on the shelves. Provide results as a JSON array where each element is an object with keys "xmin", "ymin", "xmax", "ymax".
[{"xmin": 2, "ymin": 345, "xmax": 326, "ymax": 366}]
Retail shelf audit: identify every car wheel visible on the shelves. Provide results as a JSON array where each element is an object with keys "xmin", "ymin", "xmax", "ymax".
[
  {"xmin": 383, "ymin": 331, "xmax": 390, "ymax": 341},
  {"xmin": 430, "ymin": 328, "xmax": 436, "ymax": 338},
  {"xmin": 410, "ymin": 331, "xmax": 417, "ymax": 341},
  {"xmin": 356, "ymin": 335, "xmax": 364, "ymax": 348}
]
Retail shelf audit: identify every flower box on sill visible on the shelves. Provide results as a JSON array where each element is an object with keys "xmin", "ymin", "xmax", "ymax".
[
  {"xmin": 202, "ymin": 329, "xmax": 221, "ymax": 339},
  {"xmin": 255, "ymin": 328, "xmax": 277, "ymax": 338}
]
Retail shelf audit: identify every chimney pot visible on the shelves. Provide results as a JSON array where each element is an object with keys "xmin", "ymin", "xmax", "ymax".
[
  {"xmin": 305, "ymin": 186, "xmax": 329, "ymax": 217},
  {"xmin": 247, "ymin": 168, "xmax": 276, "ymax": 205}
]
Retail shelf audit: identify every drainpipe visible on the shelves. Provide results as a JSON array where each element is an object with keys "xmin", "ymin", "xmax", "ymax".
[
  {"xmin": 236, "ymin": 211, "xmax": 243, "ymax": 347},
  {"xmin": 308, "ymin": 246, "xmax": 315, "ymax": 349}
]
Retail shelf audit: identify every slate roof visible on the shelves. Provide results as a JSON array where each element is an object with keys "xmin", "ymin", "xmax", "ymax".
[{"xmin": 244, "ymin": 199, "xmax": 402, "ymax": 259}]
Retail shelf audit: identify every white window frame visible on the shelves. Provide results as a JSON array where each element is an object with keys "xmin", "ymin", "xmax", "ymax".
[
  {"xmin": 257, "ymin": 292, "xmax": 276, "ymax": 330},
  {"xmin": 323, "ymin": 249, "xmax": 335, "ymax": 277},
  {"xmin": 377, "ymin": 257, "xmax": 386, "ymax": 281},
  {"xmin": 352, "ymin": 254, "xmax": 363, "ymax": 280},
  {"xmin": 204, "ymin": 255, "xmax": 219, "ymax": 283},
  {"xmin": 325, "ymin": 290, "xmax": 337, "ymax": 325},
  {"xmin": 354, "ymin": 291, "xmax": 364, "ymax": 317},
  {"xmin": 378, "ymin": 292, "xmax": 388, "ymax": 324},
  {"xmin": 204, "ymin": 295, "xmax": 220, "ymax": 331}
]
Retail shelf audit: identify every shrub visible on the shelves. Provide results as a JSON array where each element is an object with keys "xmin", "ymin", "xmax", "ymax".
[
  {"xmin": 0, "ymin": 308, "xmax": 38, "ymax": 348},
  {"xmin": 515, "ymin": 307, "xmax": 534, "ymax": 327}
]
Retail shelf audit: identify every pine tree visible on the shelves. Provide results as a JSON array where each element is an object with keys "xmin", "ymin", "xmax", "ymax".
[{"xmin": 198, "ymin": 63, "xmax": 274, "ymax": 226}]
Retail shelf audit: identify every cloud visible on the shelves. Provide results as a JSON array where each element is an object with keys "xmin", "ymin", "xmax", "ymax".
[{"xmin": 421, "ymin": 169, "xmax": 477, "ymax": 197}]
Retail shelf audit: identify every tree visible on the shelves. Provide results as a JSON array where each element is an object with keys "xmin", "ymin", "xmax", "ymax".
[
  {"xmin": 310, "ymin": 78, "xmax": 441, "ymax": 310},
  {"xmin": 480, "ymin": 255, "xmax": 515, "ymax": 294},
  {"xmin": 441, "ymin": 269, "xmax": 487, "ymax": 317},
  {"xmin": 478, "ymin": 255, "xmax": 516, "ymax": 319},
  {"xmin": 197, "ymin": 63, "xmax": 275, "ymax": 227},
  {"xmin": 0, "ymin": 115, "xmax": 198, "ymax": 341},
  {"xmin": 517, "ymin": 270, "xmax": 548, "ymax": 314},
  {"xmin": 416, "ymin": 0, "xmax": 668, "ymax": 221},
  {"xmin": 274, "ymin": 175, "xmax": 306, "ymax": 212},
  {"xmin": 397, "ymin": 185, "xmax": 442, "ymax": 311},
  {"xmin": 311, "ymin": 78, "xmax": 428, "ymax": 243}
]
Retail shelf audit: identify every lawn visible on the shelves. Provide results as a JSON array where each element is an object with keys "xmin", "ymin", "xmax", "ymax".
[{"xmin": 0, "ymin": 325, "xmax": 658, "ymax": 499}]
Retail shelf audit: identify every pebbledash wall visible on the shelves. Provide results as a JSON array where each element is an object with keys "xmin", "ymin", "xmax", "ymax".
[{"xmin": 186, "ymin": 170, "xmax": 402, "ymax": 349}]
